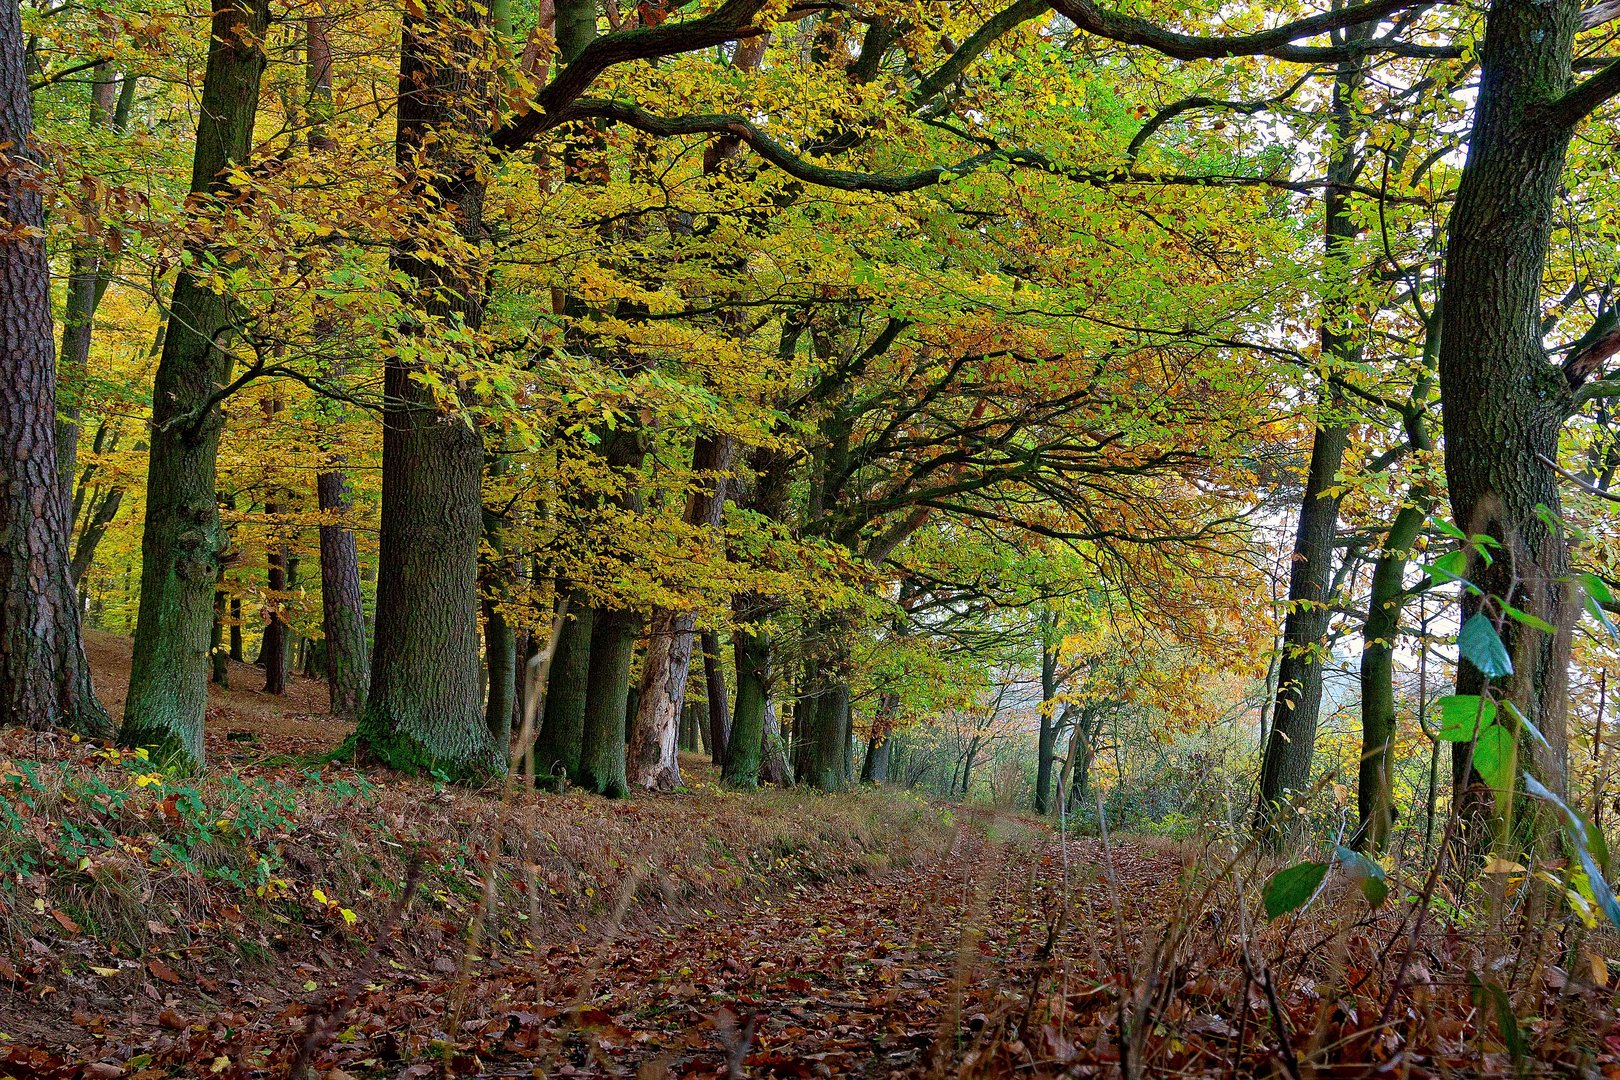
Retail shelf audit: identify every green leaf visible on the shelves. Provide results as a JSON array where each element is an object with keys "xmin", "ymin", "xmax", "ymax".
[
  {"xmin": 1437, "ymin": 694, "xmax": 1497, "ymax": 741},
  {"xmin": 1457, "ymin": 613, "xmax": 1512, "ymax": 678},
  {"xmin": 1471, "ymin": 724, "xmax": 1517, "ymax": 815},
  {"xmin": 1526, "ymin": 774, "xmax": 1620, "ymax": 933},
  {"xmin": 1334, "ymin": 845, "xmax": 1389, "ymax": 908},
  {"xmin": 1469, "ymin": 975, "xmax": 1526, "ymax": 1066},
  {"xmin": 1433, "ymin": 516, "xmax": 1467, "ymax": 541},
  {"xmin": 1499, "ymin": 602, "xmax": 1556, "ymax": 635},
  {"xmin": 1263, "ymin": 861, "xmax": 1329, "ymax": 920},
  {"xmin": 1424, "ymin": 549, "xmax": 1470, "ymax": 586},
  {"xmin": 1581, "ymin": 574, "xmax": 1619, "ymax": 640}
]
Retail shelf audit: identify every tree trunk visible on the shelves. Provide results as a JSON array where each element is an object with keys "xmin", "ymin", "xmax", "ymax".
[
  {"xmin": 263, "ymin": 520, "xmax": 289, "ymax": 696},
  {"xmin": 55, "ymin": 66, "xmax": 120, "ymax": 489},
  {"xmin": 356, "ymin": 0, "xmax": 498, "ymax": 779},
  {"xmin": 118, "ymin": 0, "xmax": 269, "ymax": 767},
  {"xmin": 629, "ymin": 434, "xmax": 735, "ymax": 789},
  {"xmin": 723, "ymin": 617, "xmax": 770, "ymax": 787},
  {"xmin": 481, "ymin": 453, "xmax": 516, "ymax": 752},
  {"xmin": 317, "ymin": 469, "xmax": 367, "ymax": 723},
  {"xmin": 578, "ymin": 606, "xmax": 638, "ymax": 798},
  {"xmin": 1357, "ymin": 501, "xmax": 1429, "ymax": 850},
  {"xmin": 1437, "ymin": 0, "xmax": 1603, "ymax": 844},
  {"xmin": 534, "ymin": 600, "xmax": 593, "ymax": 785},
  {"xmin": 798, "ymin": 612, "xmax": 853, "ymax": 791},
  {"xmin": 1256, "ymin": 30, "xmax": 1368, "ymax": 826},
  {"xmin": 701, "ymin": 628, "xmax": 730, "ymax": 768},
  {"xmin": 0, "ymin": 0, "xmax": 110, "ymax": 736},
  {"xmin": 229, "ymin": 597, "xmax": 243, "ymax": 661},
  {"xmin": 306, "ymin": 11, "xmax": 368, "ymax": 726},
  {"xmin": 1035, "ymin": 639, "xmax": 1059, "ymax": 814},
  {"xmin": 210, "ymin": 583, "xmax": 230, "ymax": 688}
]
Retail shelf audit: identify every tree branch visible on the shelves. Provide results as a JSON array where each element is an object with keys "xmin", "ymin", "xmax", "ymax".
[
  {"xmin": 1545, "ymin": 56, "xmax": 1620, "ymax": 127},
  {"xmin": 1051, "ymin": 0, "xmax": 1455, "ymax": 62}
]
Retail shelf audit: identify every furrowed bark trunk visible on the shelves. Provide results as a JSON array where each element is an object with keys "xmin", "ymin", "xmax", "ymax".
[
  {"xmin": 701, "ymin": 628, "xmax": 730, "ymax": 767},
  {"xmin": 0, "ymin": 0, "xmax": 110, "ymax": 733},
  {"xmin": 724, "ymin": 620, "xmax": 770, "ymax": 788},
  {"xmin": 357, "ymin": 0, "xmax": 499, "ymax": 778},
  {"xmin": 120, "ymin": 0, "xmax": 270, "ymax": 768},
  {"xmin": 305, "ymin": 10, "xmax": 368, "ymax": 726},
  {"xmin": 317, "ymin": 469, "xmax": 367, "ymax": 722},
  {"xmin": 802, "ymin": 639, "xmax": 852, "ymax": 792},
  {"xmin": 55, "ymin": 66, "xmax": 119, "ymax": 489},
  {"xmin": 534, "ymin": 599, "xmax": 592, "ymax": 784},
  {"xmin": 1256, "ymin": 28, "xmax": 1368, "ymax": 829},
  {"xmin": 579, "ymin": 605, "xmax": 638, "ymax": 798},
  {"xmin": 1439, "ymin": 0, "xmax": 1602, "ymax": 849},
  {"xmin": 629, "ymin": 434, "xmax": 735, "ymax": 789}
]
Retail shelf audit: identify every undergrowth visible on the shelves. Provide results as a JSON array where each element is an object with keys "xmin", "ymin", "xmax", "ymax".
[{"xmin": 0, "ymin": 729, "xmax": 954, "ymax": 994}]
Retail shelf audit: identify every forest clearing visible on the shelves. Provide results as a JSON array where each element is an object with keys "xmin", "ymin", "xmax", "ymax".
[{"xmin": 4, "ymin": 0, "xmax": 1620, "ymax": 1072}]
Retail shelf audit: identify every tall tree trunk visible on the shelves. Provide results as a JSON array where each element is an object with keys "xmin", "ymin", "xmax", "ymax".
[
  {"xmin": 55, "ymin": 66, "xmax": 120, "ymax": 488},
  {"xmin": 1035, "ymin": 636, "xmax": 1059, "ymax": 814},
  {"xmin": 306, "ymin": 10, "xmax": 368, "ymax": 725},
  {"xmin": 356, "ymin": 0, "xmax": 499, "ymax": 778},
  {"xmin": 481, "ymin": 451, "xmax": 516, "ymax": 751},
  {"xmin": 1437, "ymin": 0, "xmax": 1614, "ymax": 846},
  {"xmin": 534, "ymin": 598, "xmax": 592, "ymax": 785},
  {"xmin": 725, "ymin": 619, "xmax": 770, "ymax": 788},
  {"xmin": 1256, "ymin": 27, "xmax": 1369, "ymax": 827},
  {"xmin": 0, "ymin": 0, "xmax": 110, "ymax": 735},
  {"xmin": 629, "ymin": 434, "xmax": 735, "ymax": 789},
  {"xmin": 229, "ymin": 597, "xmax": 243, "ymax": 661},
  {"xmin": 119, "ymin": 0, "xmax": 270, "ymax": 768},
  {"xmin": 579, "ymin": 606, "xmax": 638, "ymax": 798},
  {"xmin": 211, "ymin": 579, "xmax": 230, "ymax": 688},
  {"xmin": 701, "ymin": 629, "xmax": 730, "ymax": 767},
  {"xmin": 1357, "ymin": 501, "xmax": 1429, "ymax": 850}
]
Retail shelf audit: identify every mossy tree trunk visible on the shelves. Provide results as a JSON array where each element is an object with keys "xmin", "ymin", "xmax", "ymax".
[
  {"xmin": 579, "ymin": 606, "xmax": 638, "ymax": 798},
  {"xmin": 355, "ymin": 0, "xmax": 500, "ymax": 779},
  {"xmin": 120, "ymin": 0, "xmax": 271, "ymax": 768},
  {"xmin": 0, "ymin": 0, "xmax": 111, "ymax": 736},
  {"xmin": 1437, "ymin": 0, "xmax": 1620, "ymax": 843},
  {"xmin": 534, "ymin": 599, "xmax": 592, "ymax": 784}
]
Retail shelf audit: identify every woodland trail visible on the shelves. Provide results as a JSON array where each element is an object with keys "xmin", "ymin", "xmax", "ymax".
[{"xmin": 297, "ymin": 821, "xmax": 1176, "ymax": 1078}]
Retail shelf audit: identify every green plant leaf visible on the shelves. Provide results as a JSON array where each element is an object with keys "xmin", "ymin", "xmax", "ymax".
[
  {"xmin": 1525, "ymin": 774, "xmax": 1620, "ymax": 933},
  {"xmin": 1437, "ymin": 694, "xmax": 1496, "ymax": 741},
  {"xmin": 1581, "ymin": 574, "xmax": 1619, "ymax": 639},
  {"xmin": 1334, "ymin": 845, "xmax": 1389, "ymax": 908},
  {"xmin": 1471, "ymin": 724, "xmax": 1517, "ymax": 815},
  {"xmin": 1457, "ymin": 613, "xmax": 1512, "ymax": 678},
  {"xmin": 1499, "ymin": 602, "xmax": 1556, "ymax": 634},
  {"xmin": 1425, "ymin": 549, "xmax": 1469, "ymax": 585},
  {"xmin": 1263, "ymin": 861, "xmax": 1329, "ymax": 920}
]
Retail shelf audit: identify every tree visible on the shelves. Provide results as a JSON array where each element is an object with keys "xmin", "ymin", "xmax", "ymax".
[
  {"xmin": 1436, "ymin": 0, "xmax": 1620, "ymax": 839},
  {"xmin": 0, "ymin": 0, "xmax": 110, "ymax": 736}
]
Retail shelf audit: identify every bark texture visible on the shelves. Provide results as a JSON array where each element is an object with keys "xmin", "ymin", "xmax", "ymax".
[
  {"xmin": 119, "ymin": 0, "xmax": 270, "ymax": 768},
  {"xmin": 1256, "ymin": 28, "xmax": 1368, "ymax": 824},
  {"xmin": 0, "ymin": 0, "xmax": 110, "ymax": 735},
  {"xmin": 1438, "ymin": 0, "xmax": 1604, "ymax": 833},
  {"xmin": 356, "ymin": 0, "xmax": 499, "ymax": 778}
]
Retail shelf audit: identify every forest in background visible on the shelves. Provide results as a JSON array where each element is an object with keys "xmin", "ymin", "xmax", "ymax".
[{"xmin": 4, "ymin": 0, "xmax": 1620, "ymax": 1072}]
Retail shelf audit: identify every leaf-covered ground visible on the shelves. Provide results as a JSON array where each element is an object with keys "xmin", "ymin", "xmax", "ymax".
[{"xmin": 3, "ymin": 637, "xmax": 1619, "ymax": 1077}]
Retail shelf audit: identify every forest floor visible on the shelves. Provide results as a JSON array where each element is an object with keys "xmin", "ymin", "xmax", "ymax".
[{"xmin": 0, "ymin": 634, "xmax": 1616, "ymax": 1077}]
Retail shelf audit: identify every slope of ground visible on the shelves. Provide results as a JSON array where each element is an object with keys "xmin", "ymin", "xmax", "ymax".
[{"xmin": 2, "ymin": 635, "xmax": 1617, "ymax": 1077}]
